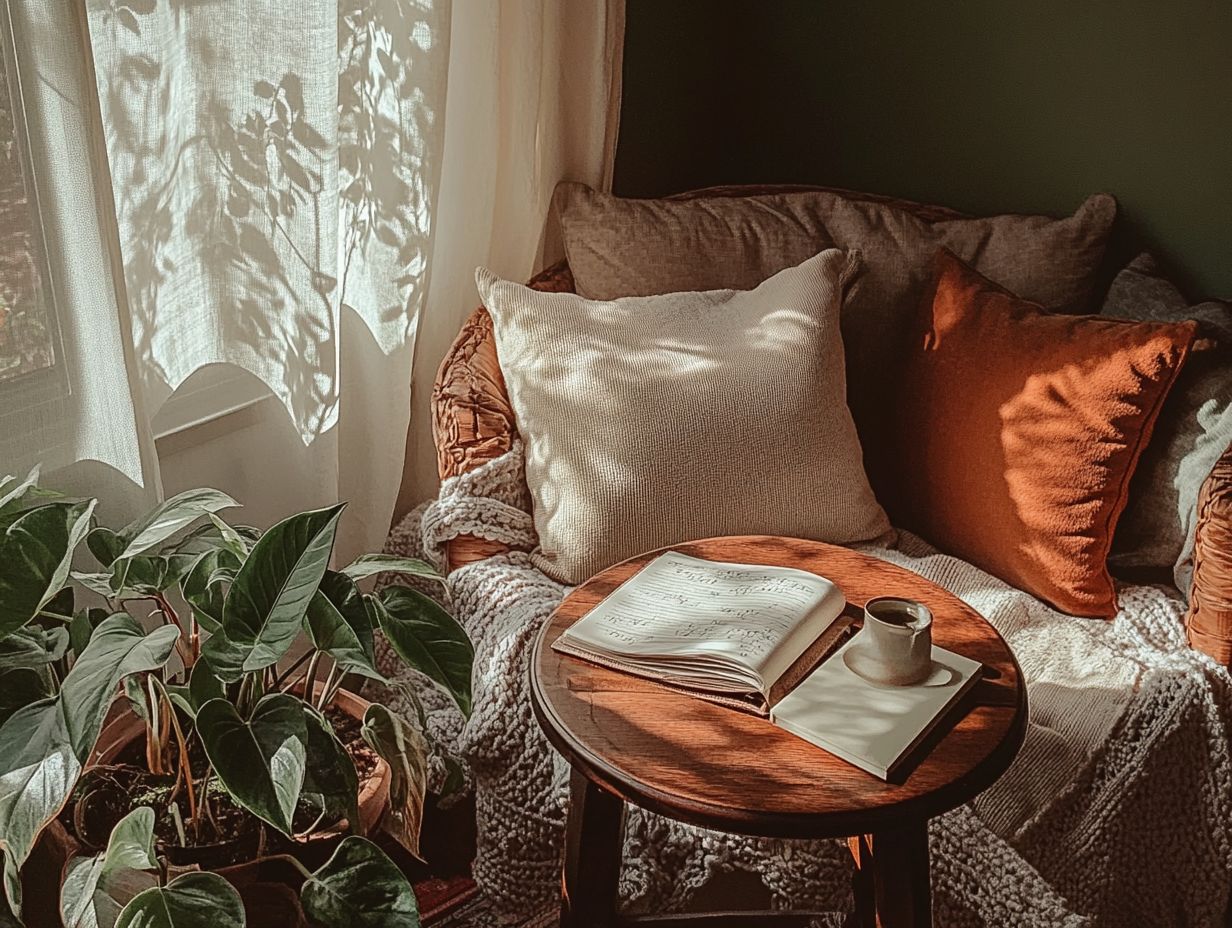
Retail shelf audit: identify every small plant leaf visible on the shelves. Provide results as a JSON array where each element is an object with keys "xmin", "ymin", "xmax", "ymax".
[
  {"xmin": 206, "ymin": 514, "xmax": 249, "ymax": 557},
  {"xmin": 301, "ymin": 706, "xmax": 360, "ymax": 836},
  {"xmin": 0, "ymin": 625, "xmax": 68, "ymax": 671},
  {"xmin": 60, "ymin": 806, "xmax": 159, "ymax": 928},
  {"xmin": 0, "ymin": 698, "xmax": 82, "ymax": 882},
  {"xmin": 300, "ymin": 836, "xmax": 420, "ymax": 928},
  {"xmin": 188, "ymin": 658, "xmax": 224, "ymax": 711},
  {"xmin": 114, "ymin": 871, "xmax": 245, "ymax": 928},
  {"xmin": 69, "ymin": 609, "xmax": 114, "ymax": 659},
  {"xmin": 197, "ymin": 693, "xmax": 307, "ymax": 836},
  {"xmin": 0, "ymin": 500, "xmax": 96, "ymax": 643},
  {"xmin": 372, "ymin": 587, "xmax": 473, "ymax": 716},
  {"xmin": 0, "ymin": 468, "xmax": 67, "ymax": 538},
  {"xmin": 59, "ymin": 615, "xmax": 180, "ymax": 762},
  {"xmin": 114, "ymin": 489, "xmax": 239, "ymax": 560},
  {"xmin": 72, "ymin": 572, "xmax": 116, "ymax": 600},
  {"xmin": 0, "ymin": 668, "xmax": 52, "ymax": 729},
  {"xmin": 360, "ymin": 704, "xmax": 427, "ymax": 859},
  {"xmin": 216, "ymin": 504, "xmax": 345, "ymax": 680},
  {"xmin": 180, "ymin": 548, "xmax": 241, "ymax": 634},
  {"xmin": 304, "ymin": 572, "xmax": 384, "ymax": 683},
  {"xmin": 86, "ymin": 527, "xmax": 126, "ymax": 569},
  {"xmin": 108, "ymin": 555, "xmax": 171, "ymax": 597},
  {"xmin": 339, "ymin": 555, "xmax": 442, "ymax": 584},
  {"xmin": 43, "ymin": 587, "xmax": 75, "ymax": 621},
  {"xmin": 0, "ymin": 467, "xmax": 40, "ymax": 515}
]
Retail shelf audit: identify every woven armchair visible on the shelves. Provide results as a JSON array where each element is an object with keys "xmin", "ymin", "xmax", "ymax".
[{"xmin": 429, "ymin": 187, "xmax": 1232, "ymax": 669}]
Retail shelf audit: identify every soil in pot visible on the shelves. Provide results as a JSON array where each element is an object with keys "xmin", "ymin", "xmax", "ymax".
[{"xmin": 61, "ymin": 703, "xmax": 381, "ymax": 869}]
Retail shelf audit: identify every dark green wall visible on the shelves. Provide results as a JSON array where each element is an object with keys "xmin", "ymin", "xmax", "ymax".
[{"xmin": 613, "ymin": 1, "xmax": 1232, "ymax": 300}]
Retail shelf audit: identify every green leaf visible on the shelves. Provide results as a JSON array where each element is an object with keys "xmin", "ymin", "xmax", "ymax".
[
  {"xmin": 339, "ymin": 555, "xmax": 442, "ymax": 584},
  {"xmin": 113, "ymin": 489, "xmax": 239, "ymax": 560},
  {"xmin": 69, "ymin": 609, "xmax": 115, "ymax": 659},
  {"xmin": 0, "ymin": 669, "xmax": 52, "ymax": 729},
  {"xmin": 0, "ymin": 467, "xmax": 40, "ymax": 514},
  {"xmin": 0, "ymin": 500, "xmax": 96, "ymax": 643},
  {"xmin": 302, "ymin": 706, "xmax": 360, "ymax": 836},
  {"xmin": 372, "ymin": 587, "xmax": 473, "ymax": 716},
  {"xmin": 59, "ymin": 615, "xmax": 180, "ymax": 762},
  {"xmin": 115, "ymin": 871, "xmax": 245, "ymax": 928},
  {"xmin": 304, "ymin": 572, "xmax": 385, "ymax": 683},
  {"xmin": 300, "ymin": 836, "xmax": 420, "ymax": 928},
  {"xmin": 72, "ymin": 572, "xmax": 116, "ymax": 600},
  {"xmin": 44, "ymin": 587, "xmax": 75, "ymax": 622},
  {"xmin": 0, "ymin": 698, "xmax": 82, "ymax": 878},
  {"xmin": 60, "ymin": 806, "xmax": 159, "ymax": 928},
  {"xmin": 0, "ymin": 467, "xmax": 65, "ymax": 534},
  {"xmin": 206, "ymin": 514, "xmax": 249, "ymax": 558},
  {"xmin": 180, "ymin": 548, "xmax": 240, "ymax": 635},
  {"xmin": 122, "ymin": 676, "xmax": 150, "ymax": 725},
  {"xmin": 215, "ymin": 504, "xmax": 344, "ymax": 680},
  {"xmin": 108, "ymin": 555, "xmax": 171, "ymax": 597},
  {"xmin": 197, "ymin": 693, "xmax": 307, "ymax": 836},
  {"xmin": 360, "ymin": 704, "xmax": 427, "ymax": 859},
  {"xmin": 188, "ymin": 658, "xmax": 224, "ymax": 711},
  {"xmin": 1, "ymin": 852, "xmax": 20, "ymax": 925},
  {"xmin": 86, "ymin": 528, "xmax": 126, "ymax": 569},
  {"xmin": 0, "ymin": 625, "xmax": 68, "ymax": 671},
  {"xmin": 197, "ymin": 630, "xmax": 246, "ymax": 683}
]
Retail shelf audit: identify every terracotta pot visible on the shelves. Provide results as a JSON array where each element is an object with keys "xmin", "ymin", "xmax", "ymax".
[
  {"xmin": 89, "ymin": 684, "xmax": 391, "ymax": 844},
  {"xmin": 21, "ymin": 687, "xmax": 392, "ymax": 927}
]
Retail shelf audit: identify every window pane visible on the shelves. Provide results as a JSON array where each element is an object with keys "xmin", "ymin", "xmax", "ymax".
[{"xmin": 0, "ymin": 50, "xmax": 55, "ymax": 384}]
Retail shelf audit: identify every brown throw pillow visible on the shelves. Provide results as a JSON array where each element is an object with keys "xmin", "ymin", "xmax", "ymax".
[
  {"xmin": 554, "ymin": 183, "xmax": 1117, "ymax": 510},
  {"xmin": 478, "ymin": 248, "xmax": 890, "ymax": 585},
  {"xmin": 893, "ymin": 250, "xmax": 1197, "ymax": 618}
]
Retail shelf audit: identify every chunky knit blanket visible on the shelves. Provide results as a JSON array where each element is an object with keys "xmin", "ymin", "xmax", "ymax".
[{"xmin": 372, "ymin": 443, "xmax": 1232, "ymax": 927}]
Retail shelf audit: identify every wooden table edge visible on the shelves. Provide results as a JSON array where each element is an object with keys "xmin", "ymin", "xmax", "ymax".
[{"xmin": 530, "ymin": 613, "xmax": 1029, "ymax": 840}]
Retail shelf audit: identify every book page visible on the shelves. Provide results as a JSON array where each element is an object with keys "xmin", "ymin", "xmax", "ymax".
[{"xmin": 558, "ymin": 552, "xmax": 845, "ymax": 690}]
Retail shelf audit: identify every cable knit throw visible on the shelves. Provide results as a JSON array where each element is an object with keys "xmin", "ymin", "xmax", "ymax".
[{"xmin": 371, "ymin": 443, "xmax": 1232, "ymax": 927}]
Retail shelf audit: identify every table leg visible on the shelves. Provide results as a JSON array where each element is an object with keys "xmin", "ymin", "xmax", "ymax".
[
  {"xmin": 561, "ymin": 768, "xmax": 624, "ymax": 928},
  {"xmin": 847, "ymin": 824, "xmax": 931, "ymax": 928}
]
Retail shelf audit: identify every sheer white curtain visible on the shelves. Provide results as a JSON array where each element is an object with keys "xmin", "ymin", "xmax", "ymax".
[
  {"xmin": 1, "ymin": 0, "xmax": 623, "ymax": 560},
  {"xmin": 397, "ymin": 0, "xmax": 626, "ymax": 514}
]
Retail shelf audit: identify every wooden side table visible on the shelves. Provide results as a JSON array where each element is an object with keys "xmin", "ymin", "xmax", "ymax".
[{"xmin": 529, "ymin": 536, "xmax": 1027, "ymax": 928}]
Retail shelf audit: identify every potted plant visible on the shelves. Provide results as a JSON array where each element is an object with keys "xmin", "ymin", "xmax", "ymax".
[{"xmin": 0, "ymin": 467, "xmax": 472, "ymax": 927}]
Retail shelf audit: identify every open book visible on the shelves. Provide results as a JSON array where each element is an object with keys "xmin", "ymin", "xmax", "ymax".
[
  {"xmin": 554, "ymin": 551, "xmax": 983, "ymax": 780},
  {"xmin": 553, "ymin": 551, "xmax": 858, "ymax": 716}
]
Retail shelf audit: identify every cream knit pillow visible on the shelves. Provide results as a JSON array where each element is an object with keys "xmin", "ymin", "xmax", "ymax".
[{"xmin": 477, "ymin": 248, "xmax": 890, "ymax": 584}]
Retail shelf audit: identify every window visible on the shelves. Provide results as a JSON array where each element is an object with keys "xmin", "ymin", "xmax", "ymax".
[{"xmin": 0, "ymin": 1, "xmax": 64, "ymax": 408}]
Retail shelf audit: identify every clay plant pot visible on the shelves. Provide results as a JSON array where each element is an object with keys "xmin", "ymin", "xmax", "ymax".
[
  {"xmin": 21, "ymin": 686, "xmax": 392, "ymax": 927},
  {"xmin": 89, "ymin": 684, "xmax": 391, "ymax": 846}
]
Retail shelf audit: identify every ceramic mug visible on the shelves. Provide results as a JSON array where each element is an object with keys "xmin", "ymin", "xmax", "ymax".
[{"xmin": 853, "ymin": 596, "xmax": 933, "ymax": 686}]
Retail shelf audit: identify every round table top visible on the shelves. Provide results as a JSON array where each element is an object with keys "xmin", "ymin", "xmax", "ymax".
[{"xmin": 530, "ymin": 536, "xmax": 1027, "ymax": 839}]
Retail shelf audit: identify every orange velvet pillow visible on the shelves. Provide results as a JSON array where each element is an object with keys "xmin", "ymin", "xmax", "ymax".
[{"xmin": 894, "ymin": 250, "xmax": 1197, "ymax": 617}]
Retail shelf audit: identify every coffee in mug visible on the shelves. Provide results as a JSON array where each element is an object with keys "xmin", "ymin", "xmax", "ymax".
[{"xmin": 852, "ymin": 597, "xmax": 934, "ymax": 686}]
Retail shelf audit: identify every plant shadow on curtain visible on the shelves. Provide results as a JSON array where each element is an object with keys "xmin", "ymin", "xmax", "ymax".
[{"xmin": 87, "ymin": 0, "xmax": 449, "ymax": 556}]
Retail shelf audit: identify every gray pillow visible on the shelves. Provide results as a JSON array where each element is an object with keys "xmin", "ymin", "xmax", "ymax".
[
  {"xmin": 555, "ymin": 183, "xmax": 1117, "ymax": 510},
  {"xmin": 1101, "ymin": 253, "xmax": 1232, "ymax": 593}
]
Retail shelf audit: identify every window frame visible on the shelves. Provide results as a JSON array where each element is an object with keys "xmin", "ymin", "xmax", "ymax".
[{"xmin": 0, "ymin": 0, "xmax": 69, "ymax": 421}]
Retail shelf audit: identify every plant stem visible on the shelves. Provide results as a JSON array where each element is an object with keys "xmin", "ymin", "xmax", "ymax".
[
  {"xmin": 236, "ymin": 674, "xmax": 253, "ymax": 716},
  {"xmin": 145, "ymin": 674, "xmax": 164, "ymax": 775},
  {"xmin": 301, "ymin": 651, "xmax": 322, "ymax": 701},
  {"xmin": 151, "ymin": 677, "xmax": 197, "ymax": 828},
  {"xmin": 316, "ymin": 664, "xmax": 339, "ymax": 711},
  {"xmin": 271, "ymin": 649, "xmax": 313, "ymax": 689},
  {"xmin": 169, "ymin": 801, "xmax": 187, "ymax": 847},
  {"xmin": 198, "ymin": 765, "xmax": 218, "ymax": 839}
]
